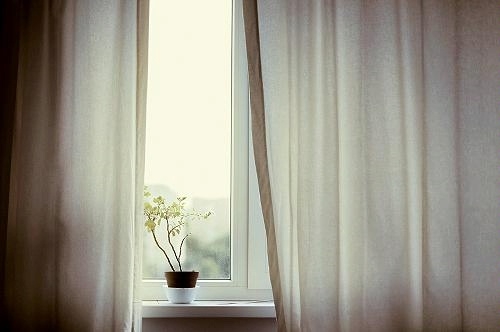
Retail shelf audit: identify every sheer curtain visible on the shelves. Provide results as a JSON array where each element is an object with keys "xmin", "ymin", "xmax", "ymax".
[
  {"xmin": 244, "ymin": 0, "xmax": 500, "ymax": 331},
  {"xmin": 2, "ymin": 0, "xmax": 148, "ymax": 330}
]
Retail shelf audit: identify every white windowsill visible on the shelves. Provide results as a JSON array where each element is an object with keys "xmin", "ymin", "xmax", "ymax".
[{"xmin": 142, "ymin": 300, "xmax": 276, "ymax": 318}]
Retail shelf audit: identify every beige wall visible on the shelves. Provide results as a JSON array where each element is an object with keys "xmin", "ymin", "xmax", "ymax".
[{"xmin": 143, "ymin": 318, "xmax": 276, "ymax": 332}]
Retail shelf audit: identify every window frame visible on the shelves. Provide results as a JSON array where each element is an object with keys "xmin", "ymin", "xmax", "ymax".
[{"xmin": 141, "ymin": 0, "xmax": 272, "ymax": 301}]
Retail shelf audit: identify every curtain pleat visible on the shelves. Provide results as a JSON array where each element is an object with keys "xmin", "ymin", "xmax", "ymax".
[
  {"xmin": 245, "ymin": 0, "xmax": 500, "ymax": 331},
  {"xmin": 242, "ymin": 2, "xmax": 286, "ymax": 331},
  {"xmin": 0, "ymin": 0, "xmax": 22, "ymax": 325},
  {"xmin": 133, "ymin": 0, "xmax": 149, "ymax": 330},
  {"xmin": 3, "ymin": 1, "xmax": 148, "ymax": 330}
]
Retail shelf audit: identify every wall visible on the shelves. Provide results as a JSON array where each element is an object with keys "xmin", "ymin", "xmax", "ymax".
[{"xmin": 143, "ymin": 318, "xmax": 276, "ymax": 332}]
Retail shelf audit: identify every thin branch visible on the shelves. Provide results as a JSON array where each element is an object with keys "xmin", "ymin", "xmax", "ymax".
[
  {"xmin": 166, "ymin": 217, "xmax": 183, "ymax": 272},
  {"xmin": 178, "ymin": 233, "xmax": 190, "ymax": 263},
  {"xmin": 169, "ymin": 221, "xmax": 185, "ymax": 235},
  {"xmin": 152, "ymin": 229, "xmax": 175, "ymax": 271}
]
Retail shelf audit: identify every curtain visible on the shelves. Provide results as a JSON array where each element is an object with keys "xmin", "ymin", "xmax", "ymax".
[
  {"xmin": 2, "ymin": 0, "xmax": 148, "ymax": 330},
  {"xmin": 0, "ymin": 0, "xmax": 21, "ymax": 325},
  {"xmin": 244, "ymin": 0, "xmax": 500, "ymax": 331}
]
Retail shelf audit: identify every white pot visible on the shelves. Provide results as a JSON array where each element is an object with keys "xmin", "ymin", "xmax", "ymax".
[{"xmin": 163, "ymin": 285, "xmax": 198, "ymax": 304}]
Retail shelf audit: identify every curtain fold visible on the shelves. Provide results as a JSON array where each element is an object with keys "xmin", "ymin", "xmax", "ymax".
[
  {"xmin": 3, "ymin": 0, "xmax": 148, "ymax": 330},
  {"xmin": 133, "ymin": 0, "xmax": 149, "ymax": 330},
  {"xmin": 0, "ymin": 0, "xmax": 21, "ymax": 324},
  {"xmin": 245, "ymin": 0, "xmax": 500, "ymax": 331},
  {"xmin": 242, "ymin": 1, "xmax": 286, "ymax": 330}
]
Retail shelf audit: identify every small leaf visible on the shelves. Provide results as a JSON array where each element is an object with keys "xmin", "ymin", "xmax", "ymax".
[{"xmin": 144, "ymin": 220, "xmax": 156, "ymax": 231}]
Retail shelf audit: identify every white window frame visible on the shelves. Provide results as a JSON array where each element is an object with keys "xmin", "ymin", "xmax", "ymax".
[{"xmin": 141, "ymin": 0, "xmax": 272, "ymax": 301}]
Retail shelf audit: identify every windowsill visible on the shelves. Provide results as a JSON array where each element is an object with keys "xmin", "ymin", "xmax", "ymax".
[{"xmin": 142, "ymin": 300, "xmax": 276, "ymax": 318}]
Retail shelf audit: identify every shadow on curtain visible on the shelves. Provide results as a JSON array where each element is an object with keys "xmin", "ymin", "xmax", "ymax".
[{"xmin": 1, "ymin": 1, "xmax": 149, "ymax": 330}]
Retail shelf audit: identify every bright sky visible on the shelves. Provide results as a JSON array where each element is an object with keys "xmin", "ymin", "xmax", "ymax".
[{"xmin": 145, "ymin": 0, "xmax": 232, "ymax": 199}]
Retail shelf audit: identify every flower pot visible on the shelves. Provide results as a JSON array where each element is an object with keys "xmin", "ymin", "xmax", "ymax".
[
  {"xmin": 165, "ymin": 271, "xmax": 199, "ymax": 288},
  {"xmin": 164, "ymin": 271, "xmax": 199, "ymax": 303},
  {"xmin": 163, "ymin": 285, "xmax": 199, "ymax": 304}
]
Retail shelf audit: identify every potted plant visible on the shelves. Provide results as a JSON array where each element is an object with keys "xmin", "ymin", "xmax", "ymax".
[{"xmin": 144, "ymin": 187, "xmax": 212, "ymax": 303}]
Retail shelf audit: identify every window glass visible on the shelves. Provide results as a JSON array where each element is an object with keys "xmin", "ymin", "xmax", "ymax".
[{"xmin": 143, "ymin": 0, "xmax": 232, "ymax": 280}]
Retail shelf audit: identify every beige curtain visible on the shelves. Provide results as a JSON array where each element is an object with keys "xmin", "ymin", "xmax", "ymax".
[
  {"xmin": 244, "ymin": 0, "xmax": 500, "ymax": 331},
  {"xmin": 3, "ymin": 0, "xmax": 148, "ymax": 330}
]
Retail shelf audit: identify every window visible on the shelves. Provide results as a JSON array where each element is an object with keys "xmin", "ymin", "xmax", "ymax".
[{"xmin": 142, "ymin": 0, "xmax": 271, "ymax": 300}]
